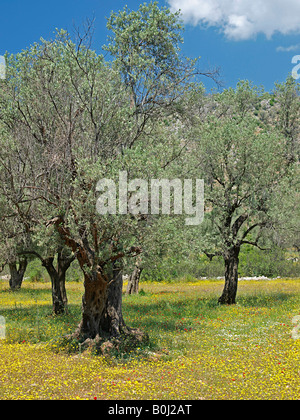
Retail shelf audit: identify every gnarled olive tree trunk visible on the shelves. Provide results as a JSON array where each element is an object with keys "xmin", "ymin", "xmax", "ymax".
[
  {"xmin": 50, "ymin": 217, "xmax": 148, "ymax": 352},
  {"xmin": 75, "ymin": 266, "xmax": 109, "ymax": 340},
  {"xmin": 100, "ymin": 268, "xmax": 128, "ymax": 337},
  {"xmin": 75, "ymin": 265, "xmax": 147, "ymax": 350},
  {"xmin": 76, "ymin": 267, "xmax": 128, "ymax": 340}
]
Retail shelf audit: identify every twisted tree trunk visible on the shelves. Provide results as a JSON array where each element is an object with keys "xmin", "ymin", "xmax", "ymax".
[
  {"xmin": 76, "ymin": 267, "xmax": 128, "ymax": 340},
  {"xmin": 48, "ymin": 216, "xmax": 149, "ymax": 352},
  {"xmin": 75, "ymin": 266, "xmax": 147, "ymax": 352},
  {"xmin": 76, "ymin": 266, "xmax": 109, "ymax": 340}
]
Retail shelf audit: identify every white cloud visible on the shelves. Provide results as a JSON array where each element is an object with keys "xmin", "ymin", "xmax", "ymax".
[
  {"xmin": 168, "ymin": 0, "xmax": 300, "ymax": 40},
  {"xmin": 276, "ymin": 44, "xmax": 300, "ymax": 52}
]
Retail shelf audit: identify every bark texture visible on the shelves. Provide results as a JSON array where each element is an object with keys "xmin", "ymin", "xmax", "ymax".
[
  {"xmin": 74, "ymin": 267, "xmax": 148, "ymax": 354},
  {"xmin": 76, "ymin": 267, "xmax": 109, "ymax": 340},
  {"xmin": 100, "ymin": 268, "xmax": 127, "ymax": 336},
  {"xmin": 48, "ymin": 216, "xmax": 148, "ymax": 353}
]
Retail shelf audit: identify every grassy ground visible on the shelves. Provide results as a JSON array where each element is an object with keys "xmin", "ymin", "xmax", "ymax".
[{"xmin": 0, "ymin": 278, "xmax": 300, "ymax": 400}]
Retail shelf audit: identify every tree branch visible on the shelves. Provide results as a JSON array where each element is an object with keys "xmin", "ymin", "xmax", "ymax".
[
  {"xmin": 240, "ymin": 222, "xmax": 267, "ymax": 242},
  {"xmin": 240, "ymin": 240, "xmax": 269, "ymax": 251},
  {"xmin": 231, "ymin": 213, "xmax": 249, "ymax": 237},
  {"xmin": 18, "ymin": 250, "xmax": 45, "ymax": 263}
]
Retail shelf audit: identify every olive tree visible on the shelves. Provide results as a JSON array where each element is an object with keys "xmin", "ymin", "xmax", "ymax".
[
  {"xmin": 274, "ymin": 76, "xmax": 300, "ymax": 164},
  {"xmin": 0, "ymin": 2, "xmax": 204, "ymax": 350},
  {"xmin": 187, "ymin": 83, "xmax": 291, "ymax": 304}
]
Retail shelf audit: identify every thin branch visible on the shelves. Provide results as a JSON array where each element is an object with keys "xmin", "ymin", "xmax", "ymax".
[
  {"xmin": 240, "ymin": 240, "xmax": 269, "ymax": 251},
  {"xmin": 231, "ymin": 213, "xmax": 248, "ymax": 237},
  {"xmin": 240, "ymin": 222, "xmax": 267, "ymax": 242},
  {"xmin": 18, "ymin": 250, "xmax": 45, "ymax": 263}
]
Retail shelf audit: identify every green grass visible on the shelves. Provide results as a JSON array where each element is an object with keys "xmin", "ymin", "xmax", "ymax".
[
  {"xmin": 0, "ymin": 282, "xmax": 83, "ymax": 344},
  {"xmin": 0, "ymin": 278, "xmax": 300, "ymax": 399}
]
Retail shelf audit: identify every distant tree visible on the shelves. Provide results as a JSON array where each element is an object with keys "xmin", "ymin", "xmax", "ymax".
[
  {"xmin": 188, "ymin": 83, "xmax": 291, "ymax": 304},
  {"xmin": 274, "ymin": 76, "xmax": 300, "ymax": 163},
  {"xmin": 0, "ymin": 41, "xmax": 76, "ymax": 309},
  {"xmin": 0, "ymin": 175, "xmax": 29, "ymax": 290}
]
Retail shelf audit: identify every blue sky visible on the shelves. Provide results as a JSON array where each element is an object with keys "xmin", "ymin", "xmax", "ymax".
[{"xmin": 0, "ymin": 0, "xmax": 300, "ymax": 91}]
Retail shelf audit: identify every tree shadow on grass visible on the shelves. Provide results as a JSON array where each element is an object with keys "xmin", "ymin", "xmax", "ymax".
[
  {"xmin": 124, "ymin": 290, "xmax": 299, "ymax": 333},
  {"xmin": 0, "ymin": 284, "xmax": 52, "ymax": 296},
  {"xmin": 237, "ymin": 291, "xmax": 295, "ymax": 308},
  {"xmin": 0, "ymin": 303, "xmax": 81, "ymax": 344},
  {"xmin": 123, "ymin": 295, "xmax": 219, "ymax": 333}
]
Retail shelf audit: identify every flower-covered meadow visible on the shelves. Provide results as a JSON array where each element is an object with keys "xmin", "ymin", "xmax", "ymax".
[{"xmin": 0, "ymin": 279, "xmax": 300, "ymax": 400}]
